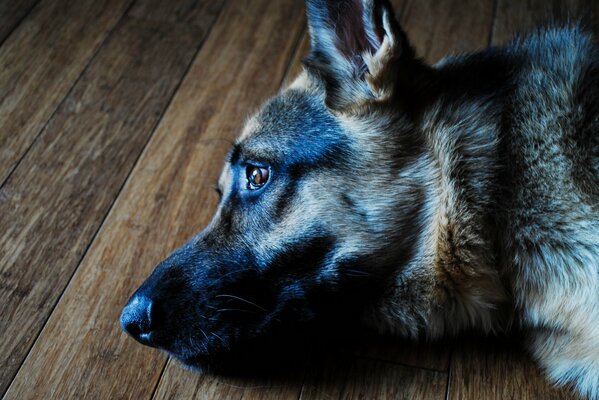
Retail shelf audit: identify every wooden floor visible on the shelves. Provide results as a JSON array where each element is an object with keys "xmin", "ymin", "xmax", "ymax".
[{"xmin": 0, "ymin": 0, "xmax": 597, "ymax": 399}]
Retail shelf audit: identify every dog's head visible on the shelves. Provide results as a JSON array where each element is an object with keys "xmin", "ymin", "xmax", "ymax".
[{"xmin": 121, "ymin": 0, "xmax": 433, "ymax": 369}]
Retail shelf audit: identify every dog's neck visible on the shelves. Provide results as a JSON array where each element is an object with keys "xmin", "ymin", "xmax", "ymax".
[{"xmin": 364, "ymin": 96, "xmax": 511, "ymax": 338}]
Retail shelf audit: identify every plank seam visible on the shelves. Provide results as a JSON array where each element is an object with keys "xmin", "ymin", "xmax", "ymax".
[
  {"xmin": 149, "ymin": 358, "xmax": 171, "ymax": 400},
  {"xmin": 0, "ymin": 0, "xmax": 43, "ymax": 48},
  {"xmin": 0, "ymin": 0, "xmax": 137, "ymax": 190}
]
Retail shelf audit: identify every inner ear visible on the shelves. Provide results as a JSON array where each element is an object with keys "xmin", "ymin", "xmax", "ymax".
[
  {"xmin": 304, "ymin": 0, "xmax": 410, "ymax": 111},
  {"xmin": 327, "ymin": 0, "xmax": 381, "ymax": 60},
  {"xmin": 306, "ymin": 0, "xmax": 390, "ymax": 73}
]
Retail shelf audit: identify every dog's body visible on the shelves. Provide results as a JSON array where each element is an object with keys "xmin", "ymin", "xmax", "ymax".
[
  {"xmin": 359, "ymin": 27, "xmax": 599, "ymax": 396},
  {"xmin": 121, "ymin": 1, "xmax": 599, "ymax": 398}
]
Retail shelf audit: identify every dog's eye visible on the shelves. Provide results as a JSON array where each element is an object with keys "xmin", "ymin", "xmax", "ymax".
[{"xmin": 246, "ymin": 165, "xmax": 269, "ymax": 190}]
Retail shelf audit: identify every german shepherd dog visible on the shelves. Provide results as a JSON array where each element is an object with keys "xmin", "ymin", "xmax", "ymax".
[{"xmin": 120, "ymin": 0, "xmax": 599, "ymax": 397}]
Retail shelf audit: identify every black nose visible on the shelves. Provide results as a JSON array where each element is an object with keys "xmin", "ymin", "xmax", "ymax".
[{"xmin": 120, "ymin": 295, "xmax": 155, "ymax": 346}]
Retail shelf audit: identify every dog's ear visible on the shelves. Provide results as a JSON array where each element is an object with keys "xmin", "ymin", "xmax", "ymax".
[{"xmin": 304, "ymin": 0, "xmax": 415, "ymax": 111}]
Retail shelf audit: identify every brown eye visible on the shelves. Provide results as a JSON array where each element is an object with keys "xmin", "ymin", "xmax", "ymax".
[{"xmin": 246, "ymin": 165, "xmax": 269, "ymax": 189}]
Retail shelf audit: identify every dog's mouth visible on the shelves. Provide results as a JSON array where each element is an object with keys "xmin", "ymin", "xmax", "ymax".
[{"xmin": 172, "ymin": 321, "xmax": 319, "ymax": 375}]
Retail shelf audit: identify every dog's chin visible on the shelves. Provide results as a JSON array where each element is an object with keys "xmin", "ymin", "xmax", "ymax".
[
  {"xmin": 163, "ymin": 309, "xmax": 366, "ymax": 376},
  {"xmin": 167, "ymin": 325, "xmax": 318, "ymax": 377},
  {"xmin": 172, "ymin": 341, "xmax": 310, "ymax": 378}
]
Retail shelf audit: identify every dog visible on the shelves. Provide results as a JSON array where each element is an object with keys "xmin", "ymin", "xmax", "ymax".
[{"xmin": 120, "ymin": 0, "xmax": 599, "ymax": 397}]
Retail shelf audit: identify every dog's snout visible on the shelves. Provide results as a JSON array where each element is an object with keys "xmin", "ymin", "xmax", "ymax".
[{"xmin": 120, "ymin": 295, "xmax": 155, "ymax": 346}]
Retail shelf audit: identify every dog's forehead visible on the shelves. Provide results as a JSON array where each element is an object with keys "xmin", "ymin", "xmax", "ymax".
[{"xmin": 234, "ymin": 89, "xmax": 347, "ymax": 164}]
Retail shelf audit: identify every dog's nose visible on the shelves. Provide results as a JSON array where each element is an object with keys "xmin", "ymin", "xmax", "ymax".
[{"xmin": 120, "ymin": 295, "xmax": 155, "ymax": 346}]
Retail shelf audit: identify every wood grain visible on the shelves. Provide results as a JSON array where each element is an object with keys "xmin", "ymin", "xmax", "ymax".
[
  {"xmin": 300, "ymin": 356, "xmax": 447, "ymax": 400},
  {"xmin": 129, "ymin": 0, "xmax": 225, "ymax": 28},
  {"xmin": 282, "ymin": 32, "xmax": 310, "ymax": 86},
  {"xmin": 153, "ymin": 359, "xmax": 304, "ymax": 400},
  {"xmin": 0, "ymin": 0, "xmax": 133, "ymax": 185},
  {"xmin": 0, "ymin": 1, "xmax": 224, "ymax": 396},
  {"xmin": 0, "ymin": 0, "xmax": 40, "ymax": 45},
  {"xmin": 3, "ymin": 0, "xmax": 305, "ymax": 399}
]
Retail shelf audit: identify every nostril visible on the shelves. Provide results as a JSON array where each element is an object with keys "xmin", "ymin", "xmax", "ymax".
[{"xmin": 120, "ymin": 295, "xmax": 154, "ymax": 345}]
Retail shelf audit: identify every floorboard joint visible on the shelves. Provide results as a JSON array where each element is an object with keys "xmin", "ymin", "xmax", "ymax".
[{"xmin": 0, "ymin": 0, "xmax": 42, "ymax": 47}]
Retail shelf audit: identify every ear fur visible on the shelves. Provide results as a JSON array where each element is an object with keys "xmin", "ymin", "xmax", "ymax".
[{"xmin": 304, "ymin": 0, "xmax": 416, "ymax": 111}]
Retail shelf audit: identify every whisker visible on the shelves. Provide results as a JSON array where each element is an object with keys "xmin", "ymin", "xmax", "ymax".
[
  {"xmin": 211, "ymin": 332, "xmax": 227, "ymax": 348},
  {"xmin": 215, "ymin": 294, "xmax": 268, "ymax": 312},
  {"xmin": 343, "ymin": 269, "xmax": 370, "ymax": 276},
  {"xmin": 199, "ymin": 327, "xmax": 210, "ymax": 341},
  {"xmin": 214, "ymin": 308, "xmax": 259, "ymax": 314}
]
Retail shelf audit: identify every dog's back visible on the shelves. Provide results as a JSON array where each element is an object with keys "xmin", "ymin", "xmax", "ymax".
[{"xmin": 500, "ymin": 27, "xmax": 599, "ymax": 397}]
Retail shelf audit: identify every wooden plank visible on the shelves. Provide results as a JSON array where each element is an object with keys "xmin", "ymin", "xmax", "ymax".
[
  {"xmin": 448, "ymin": 335, "xmax": 578, "ymax": 400},
  {"xmin": 128, "ymin": 0, "xmax": 224, "ymax": 28},
  {"xmin": 3, "ymin": 0, "xmax": 305, "ymax": 399},
  {"xmin": 282, "ymin": 32, "xmax": 310, "ymax": 86},
  {"xmin": 300, "ymin": 356, "xmax": 447, "ymax": 400},
  {"xmin": 153, "ymin": 359, "xmax": 304, "ymax": 400},
  {"xmin": 0, "ymin": 0, "xmax": 40, "ymax": 44},
  {"xmin": 0, "ymin": 1, "xmax": 224, "ymax": 396},
  {"xmin": 0, "ymin": 0, "xmax": 133, "ymax": 185},
  {"xmin": 400, "ymin": 0, "xmax": 496, "ymax": 63}
]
